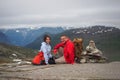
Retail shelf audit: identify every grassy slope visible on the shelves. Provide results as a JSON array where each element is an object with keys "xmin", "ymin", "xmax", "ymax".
[{"xmin": 0, "ymin": 43, "xmax": 37, "ymax": 63}]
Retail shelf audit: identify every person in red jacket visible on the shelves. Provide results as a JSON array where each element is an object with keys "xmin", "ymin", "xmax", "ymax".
[{"xmin": 53, "ymin": 35, "xmax": 75, "ymax": 64}]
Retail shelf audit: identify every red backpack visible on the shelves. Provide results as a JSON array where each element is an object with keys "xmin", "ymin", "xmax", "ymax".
[{"xmin": 32, "ymin": 51, "xmax": 45, "ymax": 65}]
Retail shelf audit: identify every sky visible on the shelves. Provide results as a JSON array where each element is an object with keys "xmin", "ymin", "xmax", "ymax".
[{"xmin": 0, "ymin": 0, "xmax": 120, "ymax": 28}]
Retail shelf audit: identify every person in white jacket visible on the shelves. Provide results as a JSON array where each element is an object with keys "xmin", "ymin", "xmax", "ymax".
[{"xmin": 40, "ymin": 35, "xmax": 52, "ymax": 64}]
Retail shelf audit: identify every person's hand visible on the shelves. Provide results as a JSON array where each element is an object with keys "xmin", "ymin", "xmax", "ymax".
[{"xmin": 53, "ymin": 49, "xmax": 58, "ymax": 54}]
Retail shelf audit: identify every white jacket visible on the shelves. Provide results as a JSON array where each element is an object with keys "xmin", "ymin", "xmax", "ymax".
[{"xmin": 40, "ymin": 42, "xmax": 52, "ymax": 64}]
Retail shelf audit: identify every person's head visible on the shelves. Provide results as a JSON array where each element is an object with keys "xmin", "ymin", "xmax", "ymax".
[
  {"xmin": 73, "ymin": 38, "xmax": 83, "ymax": 47},
  {"xmin": 60, "ymin": 35, "xmax": 69, "ymax": 43},
  {"xmin": 43, "ymin": 35, "xmax": 51, "ymax": 44},
  {"xmin": 89, "ymin": 40, "xmax": 96, "ymax": 48}
]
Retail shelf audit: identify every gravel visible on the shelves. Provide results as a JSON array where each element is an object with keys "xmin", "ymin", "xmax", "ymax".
[{"xmin": 0, "ymin": 62, "xmax": 120, "ymax": 80}]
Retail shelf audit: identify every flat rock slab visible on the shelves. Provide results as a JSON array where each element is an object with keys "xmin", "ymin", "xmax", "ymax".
[{"xmin": 0, "ymin": 62, "xmax": 120, "ymax": 80}]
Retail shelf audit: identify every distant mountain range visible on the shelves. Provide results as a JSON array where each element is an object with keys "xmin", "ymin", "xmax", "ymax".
[
  {"xmin": 0, "ymin": 27, "xmax": 64, "ymax": 46},
  {"xmin": 26, "ymin": 26, "xmax": 120, "ymax": 61},
  {"xmin": 0, "ymin": 31, "xmax": 10, "ymax": 44}
]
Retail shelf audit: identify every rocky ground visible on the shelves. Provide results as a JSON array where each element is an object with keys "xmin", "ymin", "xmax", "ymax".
[{"xmin": 0, "ymin": 62, "xmax": 120, "ymax": 80}]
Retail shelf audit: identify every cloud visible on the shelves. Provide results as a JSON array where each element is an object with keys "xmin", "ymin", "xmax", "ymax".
[{"xmin": 0, "ymin": 0, "xmax": 120, "ymax": 28}]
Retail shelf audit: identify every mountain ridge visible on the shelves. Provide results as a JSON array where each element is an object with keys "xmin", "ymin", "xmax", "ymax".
[
  {"xmin": 0, "ymin": 31, "xmax": 10, "ymax": 44},
  {"xmin": 0, "ymin": 27, "xmax": 64, "ymax": 46}
]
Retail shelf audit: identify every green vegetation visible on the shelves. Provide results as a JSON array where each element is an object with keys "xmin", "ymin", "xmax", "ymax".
[{"xmin": 0, "ymin": 43, "xmax": 37, "ymax": 63}]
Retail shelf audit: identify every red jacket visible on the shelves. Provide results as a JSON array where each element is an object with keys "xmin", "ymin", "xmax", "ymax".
[{"xmin": 54, "ymin": 39, "xmax": 75, "ymax": 64}]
